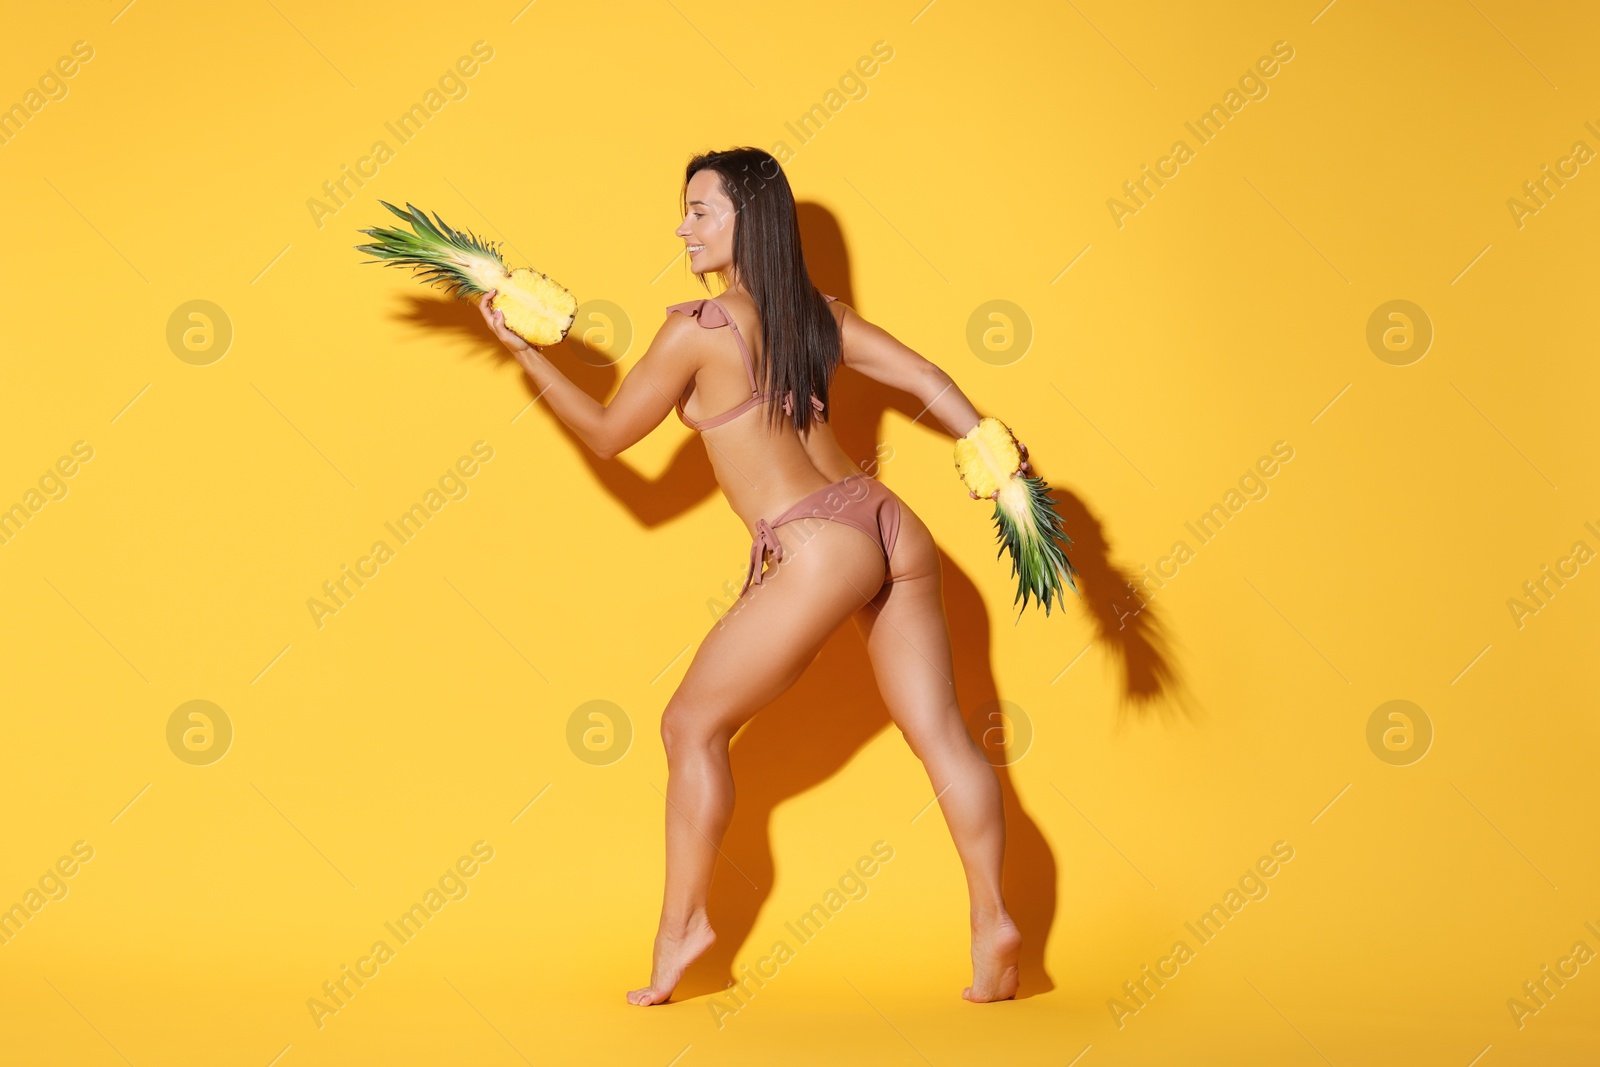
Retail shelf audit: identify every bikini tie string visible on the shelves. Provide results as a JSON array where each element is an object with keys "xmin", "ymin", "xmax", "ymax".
[
  {"xmin": 780, "ymin": 392, "xmax": 826, "ymax": 417},
  {"xmin": 742, "ymin": 518, "xmax": 784, "ymax": 596}
]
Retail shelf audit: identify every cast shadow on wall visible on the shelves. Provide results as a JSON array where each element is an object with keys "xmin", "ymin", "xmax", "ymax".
[{"xmin": 394, "ymin": 200, "xmax": 1198, "ymax": 1001}]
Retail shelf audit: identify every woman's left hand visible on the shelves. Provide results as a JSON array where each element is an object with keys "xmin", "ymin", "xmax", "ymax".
[{"xmin": 478, "ymin": 290, "xmax": 540, "ymax": 366}]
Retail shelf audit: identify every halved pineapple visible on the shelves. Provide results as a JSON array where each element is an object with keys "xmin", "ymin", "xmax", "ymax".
[
  {"xmin": 955, "ymin": 417, "xmax": 1080, "ymax": 618},
  {"xmin": 356, "ymin": 201, "xmax": 577, "ymax": 346}
]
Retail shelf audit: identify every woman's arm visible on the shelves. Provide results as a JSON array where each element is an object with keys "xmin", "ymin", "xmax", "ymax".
[
  {"xmin": 479, "ymin": 292, "xmax": 700, "ymax": 460},
  {"xmin": 838, "ymin": 303, "xmax": 982, "ymax": 439}
]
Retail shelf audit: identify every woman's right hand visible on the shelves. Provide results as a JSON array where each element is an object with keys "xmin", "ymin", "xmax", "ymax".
[
  {"xmin": 478, "ymin": 290, "xmax": 538, "ymax": 358},
  {"xmin": 965, "ymin": 442, "xmax": 1033, "ymax": 498}
]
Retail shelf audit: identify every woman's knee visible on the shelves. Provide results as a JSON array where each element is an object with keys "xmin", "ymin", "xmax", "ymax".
[
  {"xmin": 896, "ymin": 702, "xmax": 973, "ymax": 763},
  {"xmin": 660, "ymin": 697, "xmax": 732, "ymax": 759},
  {"xmin": 660, "ymin": 701, "xmax": 699, "ymax": 758}
]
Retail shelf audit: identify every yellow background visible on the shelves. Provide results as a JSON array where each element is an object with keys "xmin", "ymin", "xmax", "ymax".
[{"xmin": 2, "ymin": 0, "xmax": 1597, "ymax": 1063}]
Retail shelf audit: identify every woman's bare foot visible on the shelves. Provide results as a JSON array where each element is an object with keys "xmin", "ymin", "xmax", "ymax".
[
  {"xmin": 962, "ymin": 912, "xmax": 1021, "ymax": 1002},
  {"xmin": 626, "ymin": 913, "xmax": 717, "ymax": 1006}
]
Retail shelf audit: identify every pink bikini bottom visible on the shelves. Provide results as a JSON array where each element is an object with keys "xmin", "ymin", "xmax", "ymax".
[{"xmin": 742, "ymin": 473, "xmax": 903, "ymax": 597}]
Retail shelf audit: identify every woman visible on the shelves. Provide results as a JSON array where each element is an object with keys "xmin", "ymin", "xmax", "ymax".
[{"xmin": 477, "ymin": 147, "xmax": 1022, "ymax": 1004}]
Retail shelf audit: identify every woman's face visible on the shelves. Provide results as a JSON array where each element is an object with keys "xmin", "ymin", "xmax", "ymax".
[{"xmin": 676, "ymin": 169, "xmax": 736, "ymax": 278}]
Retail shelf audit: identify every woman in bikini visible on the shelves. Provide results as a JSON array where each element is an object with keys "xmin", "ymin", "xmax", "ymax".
[{"xmin": 476, "ymin": 146, "xmax": 1022, "ymax": 1004}]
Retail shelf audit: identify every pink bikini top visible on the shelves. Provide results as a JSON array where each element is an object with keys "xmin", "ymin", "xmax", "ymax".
[{"xmin": 665, "ymin": 294, "xmax": 837, "ymax": 431}]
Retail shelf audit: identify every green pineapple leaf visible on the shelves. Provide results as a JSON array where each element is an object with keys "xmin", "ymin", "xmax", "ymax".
[
  {"xmin": 354, "ymin": 200, "xmax": 508, "ymax": 299},
  {"xmin": 989, "ymin": 474, "xmax": 1079, "ymax": 621}
]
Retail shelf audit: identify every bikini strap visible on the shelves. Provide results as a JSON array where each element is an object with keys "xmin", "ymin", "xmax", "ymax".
[
  {"xmin": 665, "ymin": 295, "xmax": 837, "ymax": 427},
  {"xmin": 665, "ymin": 297, "xmax": 758, "ymax": 393}
]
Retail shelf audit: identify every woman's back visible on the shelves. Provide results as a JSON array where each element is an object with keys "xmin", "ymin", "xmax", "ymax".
[{"xmin": 670, "ymin": 290, "xmax": 860, "ymax": 532}]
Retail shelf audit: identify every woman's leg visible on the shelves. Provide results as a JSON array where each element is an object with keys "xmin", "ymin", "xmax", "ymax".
[
  {"xmin": 852, "ymin": 506, "xmax": 1020, "ymax": 1001},
  {"xmin": 628, "ymin": 519, "xmax": 888, "ymax": 1005}
]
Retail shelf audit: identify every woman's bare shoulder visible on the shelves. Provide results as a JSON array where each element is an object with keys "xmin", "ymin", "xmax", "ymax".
[
  {"xmin": 702, "ymin": 290, "xmax": 760, "ymax": 335},
  {"xmin": 826, "ymin": 295, "xmax": 855, "ymax": 328}
]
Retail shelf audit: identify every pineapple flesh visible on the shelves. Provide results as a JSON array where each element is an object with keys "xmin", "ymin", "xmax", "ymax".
[
  {"xmin": 356, "ymin": 201, "xmax": 576, "ymax": 346},
  {"xmin": 955, "ymin": 417, "xmax": 1080, "ymax": 618}
]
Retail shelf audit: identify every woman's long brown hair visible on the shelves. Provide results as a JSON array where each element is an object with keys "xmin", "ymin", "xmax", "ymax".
[{"xmin": 683, "ymin": 147, "xmax": 839, "ymax": 432}]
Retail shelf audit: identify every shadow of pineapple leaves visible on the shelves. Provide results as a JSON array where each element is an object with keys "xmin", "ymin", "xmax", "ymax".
[
  {"xmin": 392, "ymin": 291, "xmax": 723, "ymax": 528},
  {"xmin": 1044, "ymin": 486, "xmax": 1203, "ymax": 730}
]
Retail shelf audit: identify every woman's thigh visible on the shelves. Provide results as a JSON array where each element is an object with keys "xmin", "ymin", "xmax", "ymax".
[
  {"xmin": 664, "ymin": 520, "xmax": 888, "ymax": 745},
  {"xmin": 851, "ymin": 503, "xmax": 966, "ymax": 758}
]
